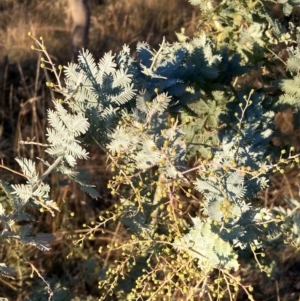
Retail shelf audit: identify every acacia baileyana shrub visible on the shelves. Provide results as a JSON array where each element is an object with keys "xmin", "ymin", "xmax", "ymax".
[{"xmin": 2, "ymin": 1, "xmax": 300, "ymax": 300}]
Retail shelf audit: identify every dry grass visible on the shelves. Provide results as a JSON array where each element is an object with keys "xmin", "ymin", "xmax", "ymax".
[
  {"xmin": 0, "ymin": 0, "xmax": 69, "ymax": 62},
  {"xmin": 0, "ymin": 0, "xmax": 198, "ymax": 64},
  {"xmin": 88, "ymin": 0, "xmax": 198, "ymax": 55}
]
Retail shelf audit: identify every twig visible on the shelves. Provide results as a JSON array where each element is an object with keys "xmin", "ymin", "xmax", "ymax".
[
  {"xmin": 27, "ymin": 261, "xmax": 53, "ymax": 301},
  {"xmin": 0, "ymin": 162, "xmax": 27, "ymax": 179}
]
